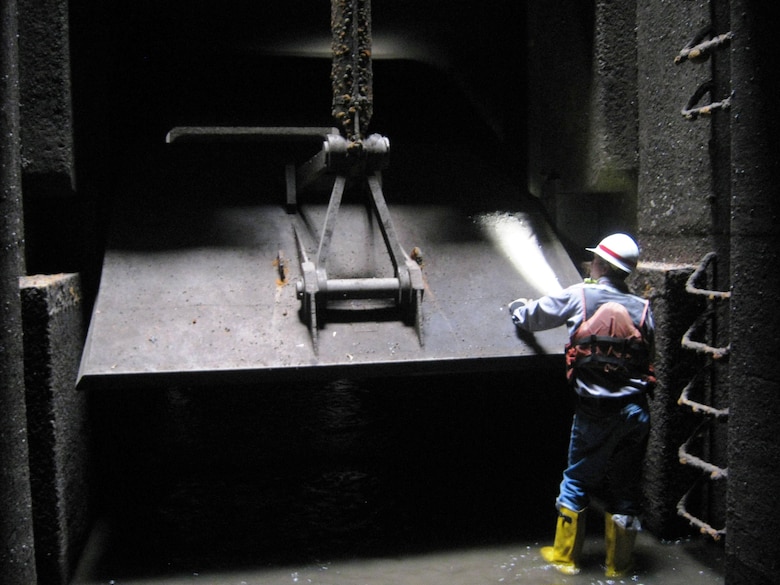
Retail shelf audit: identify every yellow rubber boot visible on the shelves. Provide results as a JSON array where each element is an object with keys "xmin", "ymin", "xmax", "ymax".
[
  {"xmin": 540, "ymin": 506, "xmax": 586, "ymax": 575},
  {"xmin": 604, "ymin": 513, "xmax": 638, "ymax": 577}
]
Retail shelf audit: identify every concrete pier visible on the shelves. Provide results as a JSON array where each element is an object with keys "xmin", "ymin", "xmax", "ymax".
[{"xmin": 20, "ymin": 274, "xmax": 91, "ymax": 585}]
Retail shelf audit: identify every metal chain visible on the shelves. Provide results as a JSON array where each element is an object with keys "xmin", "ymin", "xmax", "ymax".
[{"xmin": 330, "ymin": 0, "xmax": 373, "ymax": 141}]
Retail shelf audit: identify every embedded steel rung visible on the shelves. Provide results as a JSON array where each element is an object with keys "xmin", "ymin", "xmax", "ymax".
[
  {"xmin": 685, "ymin": 251, "xmax": 731, "ymax": 300},
  {"xmin": 678, "ymin": 364, "xmax": 729, "ymax": 419},
  {"xmin": 674, "ymin": 28, "xmax": 733, "ymax": 65},
  {"xmin": 677, "ymin": 251, "xmax": 730, "ymax": 540},
  {"xmin": 677, "ymin": 478, "xmax": 727, "ymax": 540}
]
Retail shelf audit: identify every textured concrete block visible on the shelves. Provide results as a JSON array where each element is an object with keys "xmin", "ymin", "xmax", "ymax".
[
  {"xmin": 636, "ymin": 1, "xmax": 715, "ymax": 263},
  {"xmin": 17, "ymin": 0, "xmax": 74, "ymax": 188},
  {"xmin": 21, "ymin": 273, "xmax": 91, "ymax": 585},
  {"xmin": 630, "ymin": 263, "xmax": 709, "ymax": 538}
]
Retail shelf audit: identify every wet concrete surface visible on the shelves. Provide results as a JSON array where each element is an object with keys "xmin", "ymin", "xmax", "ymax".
[
  {"xmin": 73, "ymin": 375, "xmax": 724, "ymax": 585},
  {"xmin": 73, "ymin": 529, "xmax": 724, "ymax": 585}
]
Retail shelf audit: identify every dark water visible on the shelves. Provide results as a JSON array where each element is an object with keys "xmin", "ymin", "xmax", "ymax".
[{"xmin": 77, "ymin": 371, "xmax": 724, "ymax": 584}]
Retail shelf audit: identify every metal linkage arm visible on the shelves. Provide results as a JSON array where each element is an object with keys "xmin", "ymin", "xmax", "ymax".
[{"xmin": 290, "ymin": 135, "xmax": 424, "ymax": 351}]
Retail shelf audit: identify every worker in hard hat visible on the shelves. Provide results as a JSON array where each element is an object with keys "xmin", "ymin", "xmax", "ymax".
[{"xmin": 508, "ymin": 233, "xmax": 656, "ymax": 577}]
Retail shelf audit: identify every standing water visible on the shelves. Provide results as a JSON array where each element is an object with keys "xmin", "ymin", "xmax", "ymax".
[{"xmin": 74, "ymin": 373, "xmax": 724, "ymax": 584}]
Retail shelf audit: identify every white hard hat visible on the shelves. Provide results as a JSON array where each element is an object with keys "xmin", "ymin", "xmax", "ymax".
[{"xmin": 586, "ymin": 233, "xmax": 639, "ymax": 274}]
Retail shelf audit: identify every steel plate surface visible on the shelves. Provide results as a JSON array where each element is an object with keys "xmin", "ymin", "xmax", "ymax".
[{"xmin": 78, "ymin": 145, "xmax": 582, "ymax": 388}]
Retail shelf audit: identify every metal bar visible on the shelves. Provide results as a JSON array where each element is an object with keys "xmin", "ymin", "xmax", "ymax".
[
  {"xmin": 678, "ymin": 364, "xmax": 730, "ymax": 419},
  {"xmin": 413, "ymin": 288, "xmax": 424, "ymax": 347},
  {"xmin": 675, "ymin": 29, "xmax": 733, "ymax": 65},
  {"xmin": 674, "ymin": 26, "xmax": 734, "ymax": 122},
  {"xmin": 366, "ymin": 172, "xmax": 410, "ymax": 273},
  {"xmin": 679, "ymin": 445, "xmax": 728, "ymax": 480},
  {"xmin": 678, "ymin": 420, "xmax": 729, "ymax": 479},
  {"xmin": 165, "ymin": 126, "xmax": 338, "ymax": 144},
  {"xmin": 293, "ymin": 223, "xmax": 319, "ymax": 351},
  {"xmin": 681, "ymin": 88, "xmax": 732, "ymax": 120},
  {"xmin": 685, "ymin": 252, "xmax": 731, "ymax": 300},
  {"xmin": 316, "ymin": 174, "xmax": 347, "ymax": 268},
  {"xmin": 324, "ymin": 277, "xmax": 400, "ymax": 297},
  {"xmin": 681, "ymin": 308, "xmax": 730, "ymax": 359},
  {"xmin": 677, "ymin": 478, "xmax": 727, "ymax": 540}
]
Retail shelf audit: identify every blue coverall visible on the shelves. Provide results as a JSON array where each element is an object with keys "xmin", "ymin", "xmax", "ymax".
[{"xmin": 510, "ymin": 276, "xmax": 655, "ymax": 516}]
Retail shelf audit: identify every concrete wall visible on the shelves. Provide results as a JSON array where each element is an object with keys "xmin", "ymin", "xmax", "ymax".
[
  {"xmin": 529, "ymin": 0, "xmax": 721, "ymax": 260},
  {"xmin": 528, "ymin": 0, "xmax": 639, "ymax": 257},
  {"xmin": 4, "ymin": 0, "xmax": 780, "ymax": 583},
  {"xmin": 636, "ymin": 0, "xmax": 731, "ymax": 541},
  {"xmin": 727, "ymin": 2, "xmax": 780, "ymax": 583},
  {"xmin": 17, "ymin": 0, "xmax": 74, "ymax": 187},
  {"xmin": 636, "ymin": 1, "xmax": 716, "ymax": 264},
  {"xmin": 3, "ymin": 1, "xmax": 92, "ymax": 584},
  {"xmin": 21, "ymin": 274, "xmax": 91, "ymax": 585},
  {"xmin": 0, "ymin": 0, "xmax": 38, "ymax": 583},
  {"xmin": 17, "ymin": 0, "xmax": 88, "ymax": 280}
]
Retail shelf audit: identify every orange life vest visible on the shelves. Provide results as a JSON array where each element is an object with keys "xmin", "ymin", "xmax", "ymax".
[{"xmin": 565, "ymin": 288, "xmax": 656, "ymax": 387}]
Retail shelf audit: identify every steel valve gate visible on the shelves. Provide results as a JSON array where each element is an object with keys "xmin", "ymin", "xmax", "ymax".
[{"xmin": 76, "ymin": 0, "xmax": 581, "ymax": 388}]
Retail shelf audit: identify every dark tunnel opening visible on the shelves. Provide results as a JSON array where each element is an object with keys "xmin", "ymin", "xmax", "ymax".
[
  {"xmin": 68, "ymin": 0, "xmax": 528, "ymax": 198},
  {"xmin": 86, "ymin": 371, "xmax": 573, "ymax": 578}
]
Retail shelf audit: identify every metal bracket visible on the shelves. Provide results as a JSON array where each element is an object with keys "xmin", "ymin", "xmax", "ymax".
[{"xmin": 290, "ymin": 133, "xmax": 424, "ymax": 352}]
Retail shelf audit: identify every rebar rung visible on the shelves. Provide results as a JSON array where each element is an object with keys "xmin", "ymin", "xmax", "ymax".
[{"xmin": 676, "ymin": 251, "xmax": 730, "ymax": 540}]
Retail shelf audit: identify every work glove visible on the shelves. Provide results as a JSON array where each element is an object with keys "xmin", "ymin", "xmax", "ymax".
[{"xmin": 508, "ymin": 298, "xmax": 529, "ymax": 313}]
